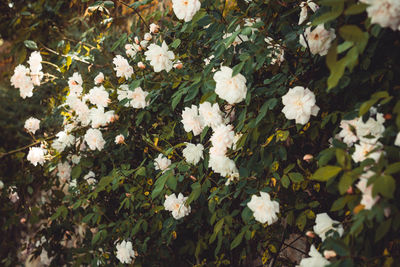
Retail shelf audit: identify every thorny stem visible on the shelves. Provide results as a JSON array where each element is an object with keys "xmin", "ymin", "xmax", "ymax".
[{"xmin": 117, "ymin": 0, "xmax": 151, "ymax": 32}]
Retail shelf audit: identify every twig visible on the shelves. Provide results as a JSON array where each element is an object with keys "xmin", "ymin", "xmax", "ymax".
[
  {"xmin": 0, "ymin": 135, "xmax": 56, "ymax": 159},
  {"xmin": 270, "ymin": 224, "xmax": 287, "ymax": 267},
  {"xmin": 117, "ymin": 0, "xmax": 151, "ymax": 32},
  {"xmin": 41, "ymin": 44, "xmax": 91, "ymax": 65}
]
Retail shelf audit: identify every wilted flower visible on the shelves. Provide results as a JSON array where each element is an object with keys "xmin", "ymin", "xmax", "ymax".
[{"xmin": 247, "ymin": 192, "xmax": 280, "ymax": 224}]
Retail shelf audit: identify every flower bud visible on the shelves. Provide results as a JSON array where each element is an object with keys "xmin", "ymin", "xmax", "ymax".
[
  {"xmin": 138, "ymin": 62, "xmax": 146, "ymax": 69},
  {"xmin": 174, "ymin": 61, "xmax": 183, "ymax": 69},
  {"xmin": 305, "ymin": 231, "xmax": 315, "ymax": 238},
  {"xmin": 323, "ymin": 250, "xmax": 337, "ymax": 259},
  {"xmin": 346, "ymin": 186, "xmax": 353, "ymax": 194},
  {"xmin": 134, "ymin": 36, "xmax": 139, "ymax": 45},
  {"xmin": 115, "ymin": 134, "xmax": 125, "ymax": 145},
  {"xmin": 144, "ymin": 33, "xmax": 152, "ymax": 41},
  {"xmin": 149, "ymin": 23, "xmax": 160, "ymax": 34},
  {"xmin": 20, "ymin": 218, "xmax": 26, "ymax": 224},
  {"xmin": 303, "ymin": 154, "xmax": 313, "ymax": 162}
]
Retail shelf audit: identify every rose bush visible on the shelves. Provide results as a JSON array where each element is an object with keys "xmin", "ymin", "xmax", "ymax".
[{"xmin": 1, "ymin": 0, "xmax": 400, "ymax": 266}]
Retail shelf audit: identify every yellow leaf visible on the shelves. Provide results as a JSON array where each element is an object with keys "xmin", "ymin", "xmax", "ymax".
[{"xmin": 353, "ymin": 204, "xmax": 365, "ymax": 214}]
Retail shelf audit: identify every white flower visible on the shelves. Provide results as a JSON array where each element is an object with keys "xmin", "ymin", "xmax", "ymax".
[
  {"xmin": 313, "ymin": 213, "xmax": 344, "ymax": 241},
  {"xmin": 281, "ymin": 86, "xmax": 320, "ymax": 124},
  {"xmin": 144, "ymin": 33, "xmax": 152, "ymax": 41},
  {"xmin": 298, "ymin": 1, "xmax": 319, "ymax": 25},
  {"xmin": 89, "ymin": 107, "xmax": 114, "ymax": 128},
  {"xmin": 338, "ymin": 118, "xmax": 359, "ymax": 146},
  {"xmin": 138, "ymin": 61, "xmax": 146, "ymax": 69},
  {"xmin": 113, "ymin": 55, "xmax": 133, "ymax": 79},
  {"xmin": 125, "ymin": 43, "xmax": 141, "ymax": 58},
  {"xmin": 395, "ymin": 132, "xmax": 400, "ymax": 146},
  {"xmin": 40, "ymin": 249, "xmax": 52, "ymax": 265},
  {"xmin": 223, "ymin": 31, "xmax": 249, "ymax": 47},
  {"xmin": 355, "ymin": 113, "xmax": 385, "ymax": 144},
  {"xmin": 84, "ymin": 128, "xmax": 106, "ymax": 151},
  {"xmin": 198, "ymin": 102, "xmax": 224, "ymax": 129},
  {"xmin": 247, "ymin": 192, "xmax": 280, "ymax": 224},
  {"xmin": 361, "ymin": 0, "xmax": 400, "ymax": 31},
  {"xmin": 299, "ymin": 25, "xmax": 336, "ymax": 56},
  {"xmin": 149, "ymin": 23, "xmax": 160, "ymax": 33},
  {"xmin": 144, "ymin": 41, "xmax": 175, "ymax": 72},
  {"xmin": 131, "ymin": 87, "xmax": 149, "ymax": 109},
  {"xmin": 27, "ymin": 147, "xmax": 46, "ymax": 166},
  {"xmin": 140, "ymin": 40, "xmax": 149, "ymax": 49},
  {"xmin": 57, "ymin": 162, "xmax": 72, "ymax": 182},
  {"xmin": 181, "ymin": 105, "xmax": 204, "ymax": 136},
  {"xmin": 116, "ymin": 240, "xmax": 136, "ymax": 264},
  {"xmin": 297, "ymin": 245, "xmax": 330, "ymax": 267},
  {"xmin": 84, "ymin": 171, "xmax": 96, "ymax": 185},
  {"xmin": 204, "ymin": 55, "xmax": 214, "ymax": 66},
  {"xmin": 94, "ymin": 72, "xmax": 104, "ymax": 85},
  {"xmin": 115, "ymin": 134, "xmax": 125, "ymax": 144},
  {"xmin": 0, "ymin": 180, "xmax": 3, "ymax": 190},
  {"xmin": 65, "ymin": 95, "xmax": 91, "ymax": 126},
  {"xmin": 70, "ymin": 155, "xmax": 81, "ymax": 164},
  {"xmin": 154, "ymin": 154, "xmax": 172, "ymax": 172},
  {"xmin": 352, "ymin": 141, "xmax": 383, "ymax": 163},
  {"xmin": 10, "ymin": 65, "xmax": 34, "ymax": 98},
  {"xmin": 8, "ymin": 186, "xmax": 19, "ymax": 203},
  {"xmin": 52, "ymin": 131, "xmax": 75, "ymax": 152},
  {"xmin": 24, "ymin": 117, "xmax": 40, "ymax": 134},
  {"xmin": 244, "ymin": 17, "xmax": 261, "ymax": 34},
  {"xmin": 68, "ymin": 72, "xmax": 84, "ymax": 95},
  {"xmin": 356, "ymin": 178, "xmax": 379, "ymax": 210},
  {"xmin": 210, "ymin": 124, "xmax": 235, "ymax": 153},
  {"xmin": 208, "ymin": 154, "xmax": 238, "ymax": 177},
  {"xmin": 213, "ymin": 66, "xmax": 247, "ymax": 104},
  {"xmin": 87, "ymin": 85, "xmax": 110, "ymax": 108},
  {"xmin": 164, "ymin": 193, "xmax": 191, "ymax": 219},
  {"xmin": 172, "ymin": 0, "xmax": 201, "ymax": 22},
  {"xmin": 28, "ymin": 51, "xmax": 43, "ymax": 86},
  {"xmin": 183, "ymin": 143, "xmax": 204, "ymax": 164}
]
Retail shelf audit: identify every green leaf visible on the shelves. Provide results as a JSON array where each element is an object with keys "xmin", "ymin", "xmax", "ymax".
[
  {"xmin": 24, "ymin": 40, "xmax": 38, "ymax": 50},
  {"xmin": 281, "ymin": 175, "xmax": 290, "ymax": 188},
  {"xmin": 288, "ymin": 172, "xmax": 304, "ymax": 183},
  {"xmin": 230, "ymin": 231, "xmax": 245, "ymax": 250},
  {"xmin": 224, "ymin": 32, "xmax": 239, "ymax": 48},
  {"xmin": 339, "ymin": 25, "xmax": 368, "ymax": 53},
  {"xmin": 214, "ymin": 218, "xmax": 224, "ymax": 234},
  {"xmin": 375, "ymin": 219, "xmax": 391, "ymax": 242},
  {"xmin": 372, "ymin": 175, "xmax": 395, "ymax": 198},
  {"xmin": 312, "ymin": 166, "xmax": 342, "ymax": 181},
  {"xmin": 186, "ymin": 182, "xmax": 201, "ymax": 205},
  {"xmin": 344, "ymin": 3, "xmax": 367, "ymax": 15},
  {"xmin": 385, "ymin": 162, "xmax": 400, "ymax": 175},
  {"xmin": 338, "ymin": 173, "xmax": 353, "ymax": 194},
  {"xmin": 171, "ymin": 90, "xmax": 183, "ymax": 110},
  {"xmin": 152, "ymin": 171, "xmax": 173, "ymax": 199},
  {"xmin": 71, "ymin": 165, "xmax": 82, "ymax": 179},
  {"xmin": 232, "ymin": 61, "xmax": 245, "ymax": 77},
  {"xmin": 312, "ymin": 1, "xmax": 344, "ymax": 26},
  {"xmin": 103, "ymin": 1, "xmax": 114, "ymax": 8},
  {"xmin": 331, "ymin": 195, "xmax": 357, "ymax": 211},
  {"xmin": 170, "ymin": 39, "xmax": 181, "ymax": 49}
]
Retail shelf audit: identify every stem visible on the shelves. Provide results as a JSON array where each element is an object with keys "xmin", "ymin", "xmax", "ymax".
[
  {"xmin": 41, "ymin": 44, "xmax": 91, "ymax": 65},
  {"xmin": 270, "ymin": 224, "xmax": 287, "ymax": 267},
  {"xmin": 117, "ymin": 0, "xmax": 150, "ymax": 32},
  {"xmin": 0, "ymin": 135, "xmax": 56, "ymax": 159},
  {"xmin": 41, "ymin": 61, "xmax": 61, "ymax": 72}
]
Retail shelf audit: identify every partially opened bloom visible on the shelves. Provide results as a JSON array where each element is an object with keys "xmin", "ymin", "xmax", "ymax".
[
  {"xmin": 338, "ymin": 119, "xmax": 359, "ymax": 146},
  {"xmin": 297, "ymin": 245, "xmax": 330, "ymax": 267},
  {"xmin": 355, "ymin": 113, "xmax": 385, "ymax": 144},
  {"xmin": 282, "ymin": 86, "xmax": 319, "ymax": 124},
  {"xmin": 115, "ymin": 240, "xmax": 136, "ymax": 264},
  {"xmin": 313, "ymin": 213, "xmax": 344, "ymax": 241},
  {"xmin": 183, "ymin": 143, "xmax": 204, "ymax": 165},
  {"xmin": 68, "ymin": 72, "xmax": 84, "ymax": 95},
  {"xmin": 247, "ymin": 192, "xmax": 280, "ymax": 224},
  {"xmin": 94, "ymin": 72, "xmax": 104, "ymax": 85},
  {"xmin": 356, "ymin": 178, "xmax": 379, "ymax": 210},
  {"xmin": 298, "ymin": 0, "xmax": 319, "ymax": 25},
  {"xmin": 299, "ymin": 25, "xmax": 336, "ymax": 56},
  {"xmin": 164, "ymin": 193, "xmax": 191, "ymax": 219},
  {"xmin": 84, "ymin": 128, "xmax": 105, "ymax": 151},
  {"xmin": 172, "ymin": 0, "xmax": 201, "ymax": 22},
  {"xmin": 24, "ymin": 117, "xmax": 40, "ymax": 134},
  {"xmin": 149, "ymin": 23, "xmax": 160, "ymax": 33},
  {"xmin": 144, "ymin": 41, "xmax": 175, "ymax": 72},
  {"xmin": 115, "ymin": 134, "xmax": 125, "ymax": 144},
  {"xmin": 11, "ymin": 65, "xmax": 34, "ymax": 98},
  {"xmin": 154, "ymin": 154, "xmax": 171, "ymax": 172},
  {"xmin": 113, "ymin": 55, "xmax": 133, "ymax": 79},
  {"xmin": 27, "ymin": 147, "xmax": 47, "ymax": 166},
  {"xmin": 213, "ymin": 66, "xmax": 247, "ymax": 104},
  {"xmin": 28, "ymin": 51, "xmax": 43, "ymax": 86}
]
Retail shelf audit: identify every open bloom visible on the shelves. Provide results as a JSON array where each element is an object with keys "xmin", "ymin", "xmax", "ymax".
[
  {"xmin": 89, "ymin": 107, "xmax": 114, "ymax": 128},
  {"xmin": 356, "ymin": 178, "xmax": 379, "ymax": 210},
  {"xmin": 297, "ymin": 245, "xmax": 330, "ymax": 267},
  {"xmin": 338, "ymin": 119, "xmax": 359, "ymax": 146},
  {"xmin": 52, "ymin": 131, "xmax": 75, "ymax": 152},
  {"xmin": 94, "ymin": 72, "xmax": 104, "ymax": 85},
  {"xmin": 352, "ymin": 141, "xmax": 383, "ymax": 163},
  {"xmin": 28, "ymin": 51, "xmax": 43, "ymax": 86},
  {"xmin": 84, "ymin": 171, "xmax": 96, "ymax": 185},
  {"xmin": 68, "ymin": 72, "xmax": 84, "ymax": 95},
  {"xmin": 27, "ymin": 147, "xmax": 46, "ymax": 166},
  {"xmin": 395, "ymin": 132, "xmax": 400, "ymax": 146},
  {"xmin": 247, "ymin": 192, "xmax": 280, "ymax": 224},
  {"xmin": 10, "ymin": 65, "xmax": 34, "ymax": 98},
  {"xmin": 313, "ymin": 213, "xmax": 344, "ymax": 241},
  {"xmin": 154, "ymin": 154, "xmax": 171, "ymax": 172},
  {"xmin": 113, "ymin": 55, "xmax": 133, "ymax": 79},
  {"xmin": 360, "ymin": 0, "xmax": 400, "ymax": 31},
  {"xmin": 116, "ymin": 240, "xmax": 136, "ymax": 264},
  {"xmin": 183, "ymin": 143, "xmax": 204, "ymax": 165},
  {"xmin": 130, "ymin": 87, "xmax": 149, "ymax": 109},
  {"xmin": 213, "ymin": 66, "xmax": 247, "ymax": 104},
  {"xmin": 24, "ymin": 117, "xmax": 40, "ymax": 134},
  {"xmin": 84, "ymin": 128, "xmax": 105, "ymax": 151},
  {"xmin": 210, "ymin": 124, "xmax": 235, "ymax": 153},
  {"xmin": 144, "ymin": 41, "xmax": 175, "ymax": 72},
  {"xmin": 86, "ymin": 85, "xmax": 110, "ymax": 108},
  {"xmin": 299, "ymin": 25, "xmax": 336, "ymax": 56},
  {"xmin": 298, "ymin": 0, "xmax": 319, "ymax": 25},
  {"xmin": 198, "ymin": 102, "xmax": 224, "ymax": 129},
  {"xmin": 57, "ymin": 162, "xmax": 72, "ymax": 182},
  {"xmin": 282, "ymin": 86, "xmax": 319, "ymax": 124},
  {"xmin": 355, "ymin": 113, "xmax": 385, "ymax": 144},
  {"xmin": 172, "ymin": 0, "xmax": 201, "ymax": 22},
  {"xmin": 208, "ymin": 154, "xmax": 238, "ymax": 177},
  {"xmin": 181, "ymin": 105, "xmax": 204, "ymax": 136},
  {"xmin": 164, "ymin": 193, "xmax": 191, "ymax": 219}
]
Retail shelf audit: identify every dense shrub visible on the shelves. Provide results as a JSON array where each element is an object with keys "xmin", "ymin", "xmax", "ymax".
[{"xmin": 1, "ymin": 0, "xmax": 400, "ymax": 266}]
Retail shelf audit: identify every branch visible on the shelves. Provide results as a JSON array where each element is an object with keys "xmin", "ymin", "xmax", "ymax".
[
  {"xmin": 117, "ymin": 0, "xmax": 150, "ymax": 32},
  {"xmin": 0, "ymin": 135, "xmax": 56, "ymax": 159}
]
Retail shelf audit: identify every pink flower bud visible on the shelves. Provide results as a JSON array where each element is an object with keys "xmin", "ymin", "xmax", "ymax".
[
  {"xmin": 324, "ymin": 250, "xmax": 337, "ymax": 259},
  {"xmin": 174, "ymin": 61, "xmax": 183, "ymax": 69},
  {"xmin": 144, "ymin": 33, "xmax": 152, "ymax": 41},
  {"xmin": 305, "ymin": 231, "xmax": 315, "ymax": 238},
  {"xmin": 134, "ymin": 37, "xmax": 139, "ymax": 45},
  {"xmin": 303, "ymin": 154, "xmax": 313, "ymax": 162},
  {"xmin": 138, "ymin": 62, "xmax": 146, "ymax": 69},
  {"xmin": 347, "ymin": 186, "xmax": 353, "ymax": 194},
  {"xmin": 115, "ymin": 134, "xmax": 125, "ymax": 144},
  {"xmin": 149, "ymin": 23, "xmax": 160, "ymax": 34},
  {"xmin": 20, "ymin": 218, "xmax": 26, "ymax": 224}
]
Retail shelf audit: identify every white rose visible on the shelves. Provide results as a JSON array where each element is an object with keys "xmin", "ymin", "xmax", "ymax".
[
  {"xmin": 10, "ymin": 65, "xmax": 34, "ymax": 98},
  {"xmin": 198, "ymin": 102, "xmax": 224, "ymax": 129},
  {"xmin": 356, "ymin": 178, "xmax": 379, "ymax": 210},
  {"xmin": 355, "ymin": 113, "xmax": 385, "ymax": 144},
  {"xmin": 115, "ymin": 134, "xmax": 125, "ymax": 144},
  {"xmin": 182, "ymin": 143, "xmax": 204, "ymax": 165},
  {"xmin": 115, "ymin": 240, "xmax": 136, "ymax": 264},
  {"xmin": 213, "ymin": 66, "xmax": 247, "ymax": 104},
  {"xmin": 113, "ymin": 55, "xmax": 133, "ymax": 79},
  {"xmin": 247, "ymin": 192, "xmax": 280, "ymax": 224},
  {"xmin": 144, "ymin": 41, "xmax": 175, "ymax": 72},
  {"xmin": 297, "ymin": 245, "xmax": 330, "ymax": 267},
  {"xmin": 313, "ymin": 213, "xmax": 344, "ymax": 241},
  {"xmin": 52, "ymin": 131, "xmax": 75, "ymax": 152},
  {"xmin": 210, "ymin": 124, "xmax": 235, "ymax": 153},
  {"xmin": 84, "ymin": 128, "xmax": 106, "ymax": 151},
  {"xmin": 172, "ymin": 0, "xmax": 201, "ymax": 22},
  {"xmin": 86, "ymin": 85, "xmax": 110, "ymax": 108},
  {"xmin": 395, "ymin": 132, "xmax": 400, "ymax": 146},
  {"xmin": 24, "ymin": 117, "xmax": 40, "ymax": 134},
  {"xmin": 352, "ymin": 141, "xmax": 383, "ymax": 163},
  {"xmin": 208, "ymin": 154, "xmax": 238, "ymax": 177},
  {"xmin": 94, "ymin": 72, "xmax": 104, "ymax": 85},
  {"xmin": 281, "ymin": 86, "xmax": 320, "ymax": 124},
  {"xmin": 181, "ymin": 105, "xmax": 204, "ymax": 136},
  {"xmin": 28, "ymin": 51, "xmax": 43, "ymax": 86},
  {"xmin": 57, "ymin": 162, "xmax": 72, "ymax": 182},
  {"xmin": 154, "ymin": 154, "xmax": 171, "ymax": 172},
  {"xmin": 68, "ymin": 72, "xmax": 84, "ymax": 95},
  {"xmin": 361, "ymin": 0, "xmax": 400, "ymax": 31},
  {"xmin": 27, "ymin": 147, "xmax": 47, "ymax": 166},
  {"xmin": 130, "ymin": 87, "xmax": 149, "ymax": 109},
  {"xmin": 338, "ymin": 118, "xmax": 359, "ymax": 146},
  {"xmin": 164, "ymin": 193, "xmax": 191, "ymax": 219},
  {"xmin": 299, "ymin": 24, "xmax": 336, "ymax": 56}
]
